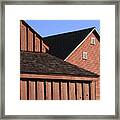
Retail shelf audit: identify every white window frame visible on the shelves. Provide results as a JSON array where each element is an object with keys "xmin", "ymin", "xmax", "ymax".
[
  {"xmin": 90, "ymin": 37, "xmax": 96, "ymax": 45},
  {"xmin": 82, "ymin": 52, "xmax": 87, "ymax": 60}
]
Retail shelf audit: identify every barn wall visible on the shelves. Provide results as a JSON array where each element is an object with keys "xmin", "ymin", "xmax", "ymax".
[
  {"xmin": 65, "ymin": 32, "xmax": 100, "ymax": 99},
  {"xmin": 65, "ymin": 32, "xmax": 100, "ymax": 75},
  {"xmin": 20, "ymin": 78, "xmax": 98, "ymax": 100},
  {"xmin": 20, "ymin": 20, "xmax": 49, "ymax": 53}
]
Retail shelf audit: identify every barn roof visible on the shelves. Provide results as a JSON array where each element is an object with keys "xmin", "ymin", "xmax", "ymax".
[
  {"xmin": 20, "ymin": 51, "xmax": 98, "ymax": 77},
  {"xmin": 43, "ymin": 27, "xmax": 100, "ymax": 60}
]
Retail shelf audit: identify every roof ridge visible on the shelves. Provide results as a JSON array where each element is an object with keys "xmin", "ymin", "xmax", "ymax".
[{"xmin": 43, "ymin": 27, "xmax": 95, "ymax": 38}]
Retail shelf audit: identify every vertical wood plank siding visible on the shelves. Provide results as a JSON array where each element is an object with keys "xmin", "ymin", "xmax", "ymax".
[
  {"xmin": 90, "ymin": 81, "xmax": 96, "ymax": 100},
  {"xmin": 20, "ymin": 79, "xmax": 97, "ymax": 100},
  {"xmin": 53, "ymin": 81, "xmax": 60, "ymax": 100},
  {"xmin": 20, "ymin": 80, "xmax": 27, "ymax": 100},
  {"xmin": 37, "ymin": 80, "xmax": 44, "ymax": 100},
  {"xmin": 28, "ymin": 28, "xmax": 33, "ymax": 51},
  {"xmin": 83, "ymin": 83, "xmax": 90, "ymax": 100},
  {"xmin": 76, "ymin": 82, "xmax": 82, "ymax": 100},
  {"xmin": 69, "ymin": 82, "xmax": 76, "ymax": 100},
  {"xmin": 61, "ymin": 82, "xmax": 68, "ymax": 100},
  {"xmin": 20, "ymin": 23, "xmax": 27, "ymax": 51},
  {"xmin": 20, "ymin": 20, "xmax": 49, "ymax": 52},
  {"xmin": 29, "ymin": 80, "xmax": 36, "ymax": 100},
  {"xmin": 46, "ymin": 81, "xmax": 52, "ymax": 100}
]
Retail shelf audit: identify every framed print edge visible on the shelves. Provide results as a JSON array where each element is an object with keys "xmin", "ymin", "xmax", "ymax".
[
  {"xmin": 0, "ymin": 0, "xmax": 5, "ymax": 119},
  {"xmin": 115, "ymin": 1, "xmax": 119, "ymax": 119},
  {"xmin": 1, "ymin": 0, "xmax": 119, "ymax": 119}
]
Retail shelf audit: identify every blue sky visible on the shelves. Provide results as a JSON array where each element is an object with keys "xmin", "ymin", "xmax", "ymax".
[{"xmin": 25, "ymin": 20, "xmax": 100, "ymax": 37}]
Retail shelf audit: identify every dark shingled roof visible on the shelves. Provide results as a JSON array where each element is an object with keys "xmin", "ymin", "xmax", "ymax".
[
  {"xmin": 20, "ymin": 51, "xmax": 98, "ymax": 77},
  {"xmin": 43, "ymin": 27, "xmax": 100, "ymax": 60}
]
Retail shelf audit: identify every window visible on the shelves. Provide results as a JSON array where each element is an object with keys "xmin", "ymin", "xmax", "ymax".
[
  {"xmin": 82, "ymin": 52, "xmax": 87, "ymax": 60},
  {"xmin": 90, "ymin": 37, "xmax": 96, "ymax": 45}
]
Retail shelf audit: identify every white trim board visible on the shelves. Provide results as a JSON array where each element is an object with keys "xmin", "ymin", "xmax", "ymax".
[{"xmin": 64, "ymin": 28, "xmax": 100, "ymax": 61}]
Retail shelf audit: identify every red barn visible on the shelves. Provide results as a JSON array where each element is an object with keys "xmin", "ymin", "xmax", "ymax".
[
  {"xmin": 43, "ymin": 27, "xmax": 100, "ymax": 99},
  {"xmin": 20, "ymin": 20, "xmax": 100, "ymax": 100},
  {"xmin": 20, "ymin": 51, "xmax": 99, "ymax": 100}
]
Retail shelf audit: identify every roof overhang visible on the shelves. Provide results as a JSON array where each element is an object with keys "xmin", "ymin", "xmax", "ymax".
[{"xmin": 20, "ymin": 73, "xmax": 99, "ymax": 81}]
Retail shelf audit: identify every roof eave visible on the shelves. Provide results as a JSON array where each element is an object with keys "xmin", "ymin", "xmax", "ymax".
[{"xmin": 20, "ymin": 73, "xmax": 99, "ymax": 81}]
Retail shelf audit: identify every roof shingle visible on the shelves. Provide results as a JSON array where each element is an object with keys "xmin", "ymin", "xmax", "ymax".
[
  {"xmin": 20, "ymin": 51, "xmax": 98, "ymax": 77},
  {"xmin": 43, "ymin": 27, "xmax": 100, "ymax": 60}
]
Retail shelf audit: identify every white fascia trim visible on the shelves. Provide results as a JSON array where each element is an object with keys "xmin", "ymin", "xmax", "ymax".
[
  {"xmin": 64, "ymin": 28, "xmax": 97, "ymax": 61},
  {"xmin": 94, "ymin": 28, "xmax": 100, "ymax": 36}
]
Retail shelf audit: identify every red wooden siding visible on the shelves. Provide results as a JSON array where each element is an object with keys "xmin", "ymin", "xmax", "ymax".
[
  {"xmin": 20, "ymin": 20, "xmax": 49, "ymax": 53},
  {"xmin": 20, "ymin": 80, "xmax": 27, "ymax": 100},
  {"xmin": 20, "ymin": 23, "xmax": 27, "ymax": 51},
  {"xmin": 65, "ymin": 32, "xmax": 100, "ymax": 99},
  {"xmin": 69, "ymin": 82, "xmax": 76, "ymax": 100},
  {"xmin": 37, "ymin": 80, "xmax": 44, "ymax": 100},
  {"xmin": 35, "ymin": 34, "xmax": 41, "ymax": 52},
  {"xmin": 28, "ymin": 80, "xmax": 36, "ymax": 100},
  {"xmin": 42, "ymin": 41, "xmax": 49, "ymax": 53},
  {"xmin": 20, "ymin": 79, "xmax": 97, "ymax": 100},
  {"xmin": 90, "ymin": 81, "xmax": 96, "ymax": 100},
  {"xmin": 61, "ymin": 82, "xmax": 68, "ymax": 100},
  {"xmin": 96, "ymin": 80, "xmax": 100, "ymax": 100},
  {"xmin": 28, "ymin": 28, "xmax": 33, "ymax": 51},
  {"xmin": 76, "ymin": 82, "xmax": 82, "ymax": 100},
  {"xmin": 46, "ymin": 81, "xmax": 52, "ymax": 100},
  {"xmin": 20, "ymin": 21, "xmax": 100, "ymax": 100},
  {"xmin": 65, "ymin": 32, "xmax": 100, "ymax": 75},
  {"xmin": 83, "ymin": 83, "xmax": 89, "ymax": 100},
  {"xmin": 53, "ymin": 81, "xmax": 60, "ymax": 100}
]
